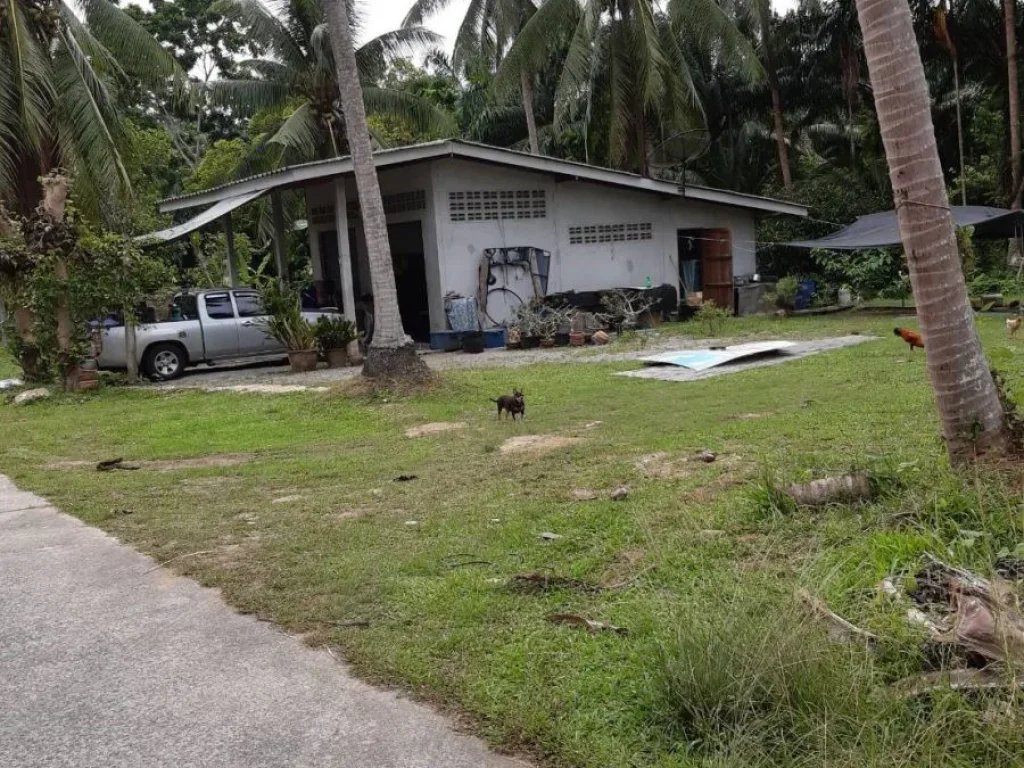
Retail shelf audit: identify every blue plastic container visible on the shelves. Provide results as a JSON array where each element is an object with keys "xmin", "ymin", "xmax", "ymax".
[
  {"xmin": 483, "ymin": 328, "xmax": 506, "ymax": 348},
  {"xmin": 794, "ymin": 280, "xmax": 816, "ymax": 310}
]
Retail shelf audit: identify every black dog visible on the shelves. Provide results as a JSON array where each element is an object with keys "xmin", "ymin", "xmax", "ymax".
[{"xmin": 491, "ymin": 389, "xmax": 525, "ymax": 420}]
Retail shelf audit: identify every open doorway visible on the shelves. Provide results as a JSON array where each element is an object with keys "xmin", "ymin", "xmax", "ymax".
[
  {"xmin": 387, "ymin": 221, "xmax": 430, "ymax": 342},
  {"xmin": 318, "ymin": 222, "xmax": 429, "ymax": 342},
  {"xmin": 678, "ymin": 228, "xmax": 733, "ymax": 312}
]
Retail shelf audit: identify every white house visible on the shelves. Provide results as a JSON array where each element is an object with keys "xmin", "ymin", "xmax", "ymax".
[{"xmin": 149, "ymin": 140, "xmax": 807, "ymax": 341}]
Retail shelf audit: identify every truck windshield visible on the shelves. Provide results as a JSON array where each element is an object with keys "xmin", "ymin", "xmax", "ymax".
[{"xmin": 171, "ymin": 295, "xmax": 199, "ymax": 321}]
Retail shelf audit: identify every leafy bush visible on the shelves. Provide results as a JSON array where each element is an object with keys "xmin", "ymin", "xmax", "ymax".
[
  {"xmin": 811, "ymin": 248, "xmax": 904, "ymax": 300},
  {"xmin": 694, "ymin": 301, "xmax": 730, "ymax": 335},
  {"xmin": 773, "ymin": 275, "xmax": 800, "ymax": 310},
  {"xmin": 312, "ymin": 315, "xmax": 360, "ymax": 351},
  {"xmin": 256, "ymin": 280, "xmax": 314, "ymax": 351}
]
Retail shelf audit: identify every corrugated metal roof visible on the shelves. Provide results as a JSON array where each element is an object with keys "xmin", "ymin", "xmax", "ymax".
[
  {"xmin": 158, "ymin": 140, "xmax": 808, "ymax": 218},
  {"xmin": 137, "ymin": 190, "xmax": 264, "ymax": 245}
]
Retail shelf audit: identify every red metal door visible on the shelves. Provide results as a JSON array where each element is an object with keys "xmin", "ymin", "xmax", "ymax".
[{"xmin": 701, "ymin": 229, "xmax": 733, "ymax": 311}]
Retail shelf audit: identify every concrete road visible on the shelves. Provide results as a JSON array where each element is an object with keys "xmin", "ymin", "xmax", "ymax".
[{"xmin": 0, "ymin": 475, "xmax": 525, "ymax": 768}]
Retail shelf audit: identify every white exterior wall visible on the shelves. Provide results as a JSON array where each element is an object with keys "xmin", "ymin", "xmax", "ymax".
[
  {"xmin": 430, "ymin": 159, "xmax": 759, "ymax": 326},
  {"xmin": 305, "ymin": 159, "xmax": 760, "ymax": 331}
]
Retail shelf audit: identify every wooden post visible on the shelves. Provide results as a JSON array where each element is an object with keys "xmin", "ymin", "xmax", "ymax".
[
  {"xmin": 125, "ymin": 320, "xmax": 139, "ymax": 383},
  {"xmin": 224, "ymin": 213, "xmax": 240, "ymax": 288},
  {"xmin": 333, "ymin": 179, "xmax": 359, "ymax": 359},
  {"xmin": 271, "ymin": 190, "xmax": 289, "ymax": 283}
]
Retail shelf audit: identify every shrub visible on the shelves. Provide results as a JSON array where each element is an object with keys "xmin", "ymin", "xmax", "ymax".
[
  {"xmin": 312, "ymin": 315, "xmax": 360, "ymax": 352},
  {"xmin": 694, "ymin": 301, "xmax": 730, "ymax": 335},
  {"xmin": 256, "ymin": 281, "xmax": 314, "ymax": 351},
  {"xmin": 773, "ymin": 275, "xmax": 800, "ymax": 310}
]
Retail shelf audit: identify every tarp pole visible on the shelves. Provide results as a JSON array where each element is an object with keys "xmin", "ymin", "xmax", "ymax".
[{"xmin": 223, "ymin": 213, "xmax": 240, "ymax": 288}]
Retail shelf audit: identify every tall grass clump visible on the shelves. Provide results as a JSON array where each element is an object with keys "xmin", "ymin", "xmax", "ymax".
[{"xmin": 656, "ymin": 596, "xmax": 1024, "ymax": 767}]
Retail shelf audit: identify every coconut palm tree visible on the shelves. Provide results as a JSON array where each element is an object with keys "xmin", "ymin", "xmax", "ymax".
[
  {"xmin": 1, "ymin": 0, "xmax": 188, "ymax": 380},
  {"xmin": 403, "ymin": 0, "xmax": 542, "ymax": 154},
  {"xmin": 1004, "ymin": 0, "xmax": 1021, "ymax": 207},
  {"xmin": 854, "ymin": 0, "xmax": 1006, "ymax": 459},
  {"xmin": 320, "ymin": 0, "xmax": 428, "ymax": 381},
  {"xmin": 0, "ymin": 0, "xmax": 188, "ymax": 219},
  {"xmin": 211, "ymin": 0, "xmax": 451, "ymax": 171},
  {"xmin": 496, "ymin": 0, "xmax": 759, "ymax": 176}
]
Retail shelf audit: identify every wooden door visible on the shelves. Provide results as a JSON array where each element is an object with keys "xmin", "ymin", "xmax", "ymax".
[{"xmin": 701, "ymin": 229, "xmax": 733, "ymax": 311}]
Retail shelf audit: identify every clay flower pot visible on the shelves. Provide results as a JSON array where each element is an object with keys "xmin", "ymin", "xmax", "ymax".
[
  {"xmin": 325, "ymin": 347, "xmax": 349, "ymax": 368},
  {"xmin": 288, "ymin": 350, "xmax": 319, "ymax": 373},
  {"xmin": 569, "ymin": 331, "xmax": 585, "ymax": 347}
]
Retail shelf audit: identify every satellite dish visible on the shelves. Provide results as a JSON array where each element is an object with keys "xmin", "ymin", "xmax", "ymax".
[{"xmin": 648, "ymin": 130, "xmax": 711, "ymax": 178}]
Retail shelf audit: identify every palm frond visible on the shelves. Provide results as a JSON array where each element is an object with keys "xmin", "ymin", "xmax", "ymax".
[
  {"xmin": 3, "ymin": 0, "xmax": 52, "ymax": 154},
  {"xmin": 213, "ymin": 0, "xmax": 308, "ymax": 71},
  {"xmin": 452, "ymin": 0, "xmax": 492, "ymax": 69},
  {"xmin": 362, "ymin": 87, "xmax": 457, "ymax": 136},
  {"xmin": 669, "ymin": 0, "xmax": 762, "ymax": 84},
  {"xmin": 356, "ymin": 27, "xmax": 443, "ymax": 82},
  {"xmin": 266, "ymin": 102, "xmax": 321, "ymax": 158},
  {"xmin": 207, "ymin": 79, "xmax": 292, "ymax": 115},
  {"xmin": 75, "ymin": 0, "xmax": 191, "ymax": 98},
  {"xmin": 309, "ymin": 23, "xmax": 335, "ymax": 80},
  {"xmin": 235, "ymin": 59, "xmax": 292, "ymax": 81},
  {"xmin": 52, "ymin": 27, "xmax": 132, "ymax": 201},
  {"xmin": 552, "ymin": 0, "xmax": 602, "ymax": 128},
  {"xmin": 402, "ymin": 0, "xmax": 458, "ymax": 28},
  {"xmin": 632, "ymin": 0, "xmax": 668, "ymax": 108},
  {"xmin": 494, "ymin": 0, "xmax": 581, "ymax": 99},
  {"xmin": 0, "ymin": 47, "xmax": 24, "ymax": 198}
]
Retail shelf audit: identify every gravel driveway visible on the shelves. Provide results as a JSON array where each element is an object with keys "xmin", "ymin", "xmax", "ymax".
[{"xmin": 153, "ymin": 332, "xmax": 876, "ymax": 391}]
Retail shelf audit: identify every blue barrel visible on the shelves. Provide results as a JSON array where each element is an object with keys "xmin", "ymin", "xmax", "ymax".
[{"xmin": 794, "ymin": 281, "xmax": 816, "ymax": 310}]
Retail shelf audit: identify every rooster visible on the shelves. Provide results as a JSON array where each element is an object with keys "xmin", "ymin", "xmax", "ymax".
[
  {"xmin": 1008, "ymin": 317, "xmax": 1022, "ymax": 337},
  {"xmin": 894, "ymin": 327, "xmax": 924, "ymax": 353}
]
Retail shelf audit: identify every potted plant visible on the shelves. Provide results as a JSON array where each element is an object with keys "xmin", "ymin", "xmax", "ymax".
[
  {"xmin": 536, "ymin": 305, "xmax": 563, "ymax": 348},
  {"xmin": 313, "ymin": 315, "xmax": 361, "ymax": 368},
  {"xmin": 257, "ymin": 281, "xmax": 317, "ymax": 372},
  {"xmin": 514, "ymin": 301, "xmax": 544, "ymax": 348},
  {"xmin": 506, "ymin": 324, "xmax": 522, "ymax": 349},
  {"xmin": 568, "ymin": 310, "xmax": 586, "ymax": 346}
]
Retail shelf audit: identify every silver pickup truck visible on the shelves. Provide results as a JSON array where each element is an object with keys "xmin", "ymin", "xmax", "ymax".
[{"xmin": 96, "ymin": 289, "xmax": 336, "ymax": 380}]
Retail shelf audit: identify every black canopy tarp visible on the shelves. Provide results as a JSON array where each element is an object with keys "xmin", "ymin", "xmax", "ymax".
[{"xmin": 784, "ymin": 206, "xmax": 1024, "ymax": 250}]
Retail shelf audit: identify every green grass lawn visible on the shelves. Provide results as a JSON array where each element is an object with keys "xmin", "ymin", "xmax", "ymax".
[
  {"xmin": 2, "ymin": 314, "xmax": 1024, "ymax": 767},
  {"xmin": 0, "ymin": 348, "xmax": 20, "ymax": 380}
]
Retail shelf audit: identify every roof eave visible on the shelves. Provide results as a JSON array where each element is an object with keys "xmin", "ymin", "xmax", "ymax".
[
  {"xmin": 682, "ymin": 186, "xmax": 809, "ymax": 217},
  {"xmin": 158, "ymin": 139, "xmax": 808, "ymax": 218}
]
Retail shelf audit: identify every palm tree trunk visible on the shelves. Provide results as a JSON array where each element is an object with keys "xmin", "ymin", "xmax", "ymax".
[
  {"xmin": 1006, "ymin": 0, "xmax": 1021, "ymax": 209},
  {"xmin": 323, "ymin": 0, "xmax": 428, "ymax": 381},
  {"xmin": 521, "ymin": 70, "xmax": 540, "ymax": 155},
  {"xmin": 768, "ymin": 69, "xmax": 792, "ymax": 189},
  {"xmin": 953, "ymin": 58, "xmax": 967, "ymax": 205},
  {"xmin": 855, "ymin": 0, "xmax": 1006, "ymax": 460},
  {"xmin": 12, "ymin": 307, "xmax": 42, "ymax": 382},
  {"xmin": 54, "ymin": 256, "xmax": 77, "ymax": 391},
  {"xmin": 757, "ymin": 1, "xmax": 792, "ymax": 189}
]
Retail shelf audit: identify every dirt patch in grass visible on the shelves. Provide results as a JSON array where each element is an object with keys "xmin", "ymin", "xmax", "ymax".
[
  {"xmin": 599, "ymin": 547, "xmax": 649, "ymax": 587},
  {"xmin": 405, "ymin": 422, "xmax": 466, "ymax": 438},
  {"xmin": 499, "ymin": 435, "xmax": 584, "ymax": 455},
  {"xmin": 570, "ymin": 487, "xmax": 600, "ymax": 501},
  {"xmin": 635, "ymin": 451, "xmax": 747, "ymax": 479},
  {"xmin": 44, "ymin": 453, "xmax": 254, "ymax": 472},
  {"xmin": 205, "ymin": 384, "xmax": 330, "ymax": 394},
  {"xmin": 730, "ymin": 411, "xmax": 775, "ymax": 421}
]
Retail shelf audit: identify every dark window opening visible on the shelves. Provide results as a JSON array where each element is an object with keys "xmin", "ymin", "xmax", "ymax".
[
  {"xmin": 234, "ymin": 292, "xmax": 264, "ymax": 318},
  {"xmin": 203, "ymin": 293, "xmax": 235, "ymax": 319}
]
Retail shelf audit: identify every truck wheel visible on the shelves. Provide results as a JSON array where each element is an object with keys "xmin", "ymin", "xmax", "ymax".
[{"xmin": 144, "ymin": 343, "xmax": 186, "ymax": 380}]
